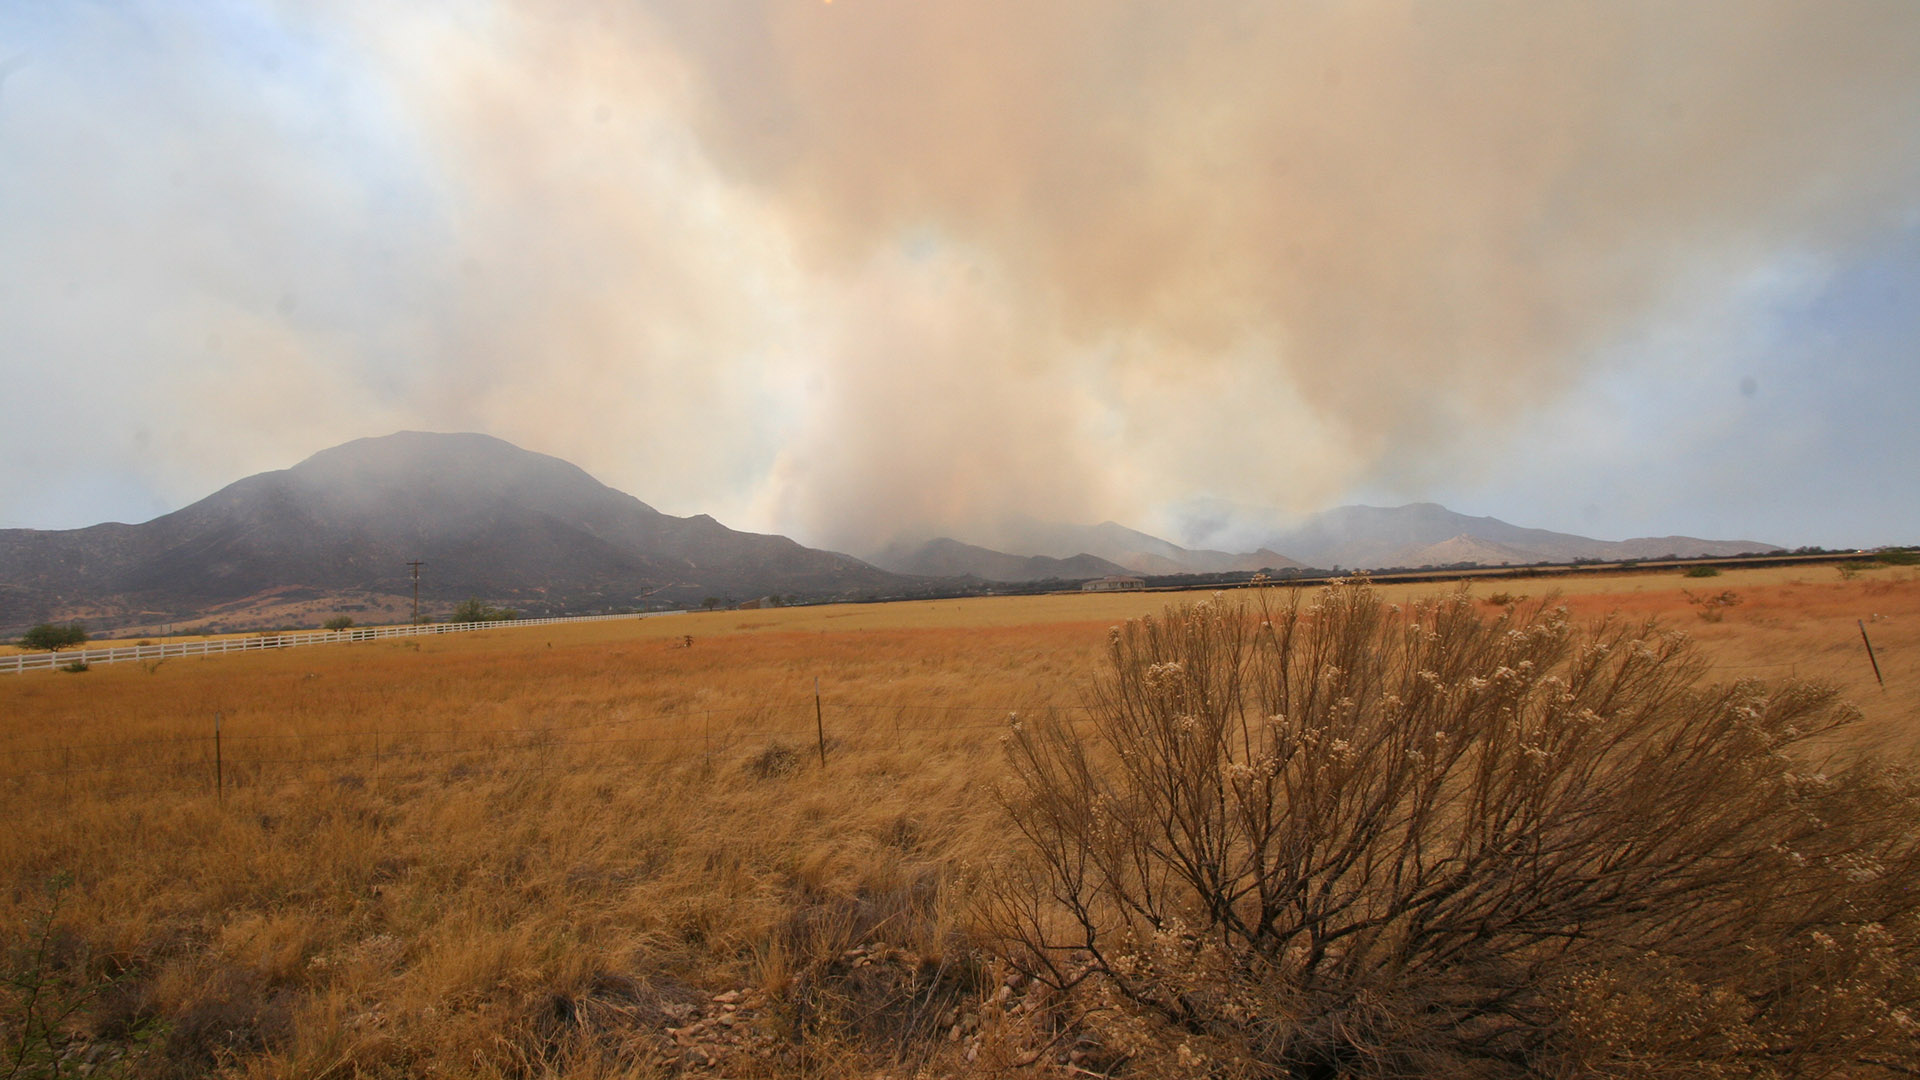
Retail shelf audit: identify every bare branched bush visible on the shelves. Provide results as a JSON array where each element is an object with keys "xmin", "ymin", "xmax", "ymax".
[
  {"xmin": 988, "ymin": 580, "xmax": 1920, "ymax": 1078},
  {"xmin": 1683, "ymin": 587, "xmax": 1744, "ymax": 622}
]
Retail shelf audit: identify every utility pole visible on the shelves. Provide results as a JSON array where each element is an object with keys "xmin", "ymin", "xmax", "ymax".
[{"xmin": 406, "ymin": 560, "xmax": 426, "ymax": 623}]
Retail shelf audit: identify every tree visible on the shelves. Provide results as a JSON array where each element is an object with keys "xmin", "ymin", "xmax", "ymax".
[
  {"xmin": 323, "ymin": 615, "xmax": 354, "ymax": 631},
  {"xmin": 989, "ymin": 581, "xmax": 1920, "ymax": 1078},
  {"xmin": 19, "ymin": 623, "xmax": 87, "ymax": 651},
  {"xmin": 450, "ymin": 598, "xmax": 517, "ymax": 624}
]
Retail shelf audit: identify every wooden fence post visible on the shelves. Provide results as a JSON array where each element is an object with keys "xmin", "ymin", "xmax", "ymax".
[
  {"xmin": 815, "ymin": 678, "xmax": 827, "ymax": 769},
  {"xmin": 1860, "ymin": 620, "xmax": 1886, "ymax": 689}
]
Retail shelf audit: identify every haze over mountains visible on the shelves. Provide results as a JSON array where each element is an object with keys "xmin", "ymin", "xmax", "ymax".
[
  {"xmin": 1252, "ymin": 503, "xmax": 1774, "ymax": 571},
  {"xmin": 0, "ymin": 433, "xmax": 897, "ymax": 631},
  {"xmin": 871, "ymin": 521, "xmax": 1300, "ymax": 582},
  {"xmin": 875, "ymin": 505, "xmax": 1773, "ymax": 582},
  {"xmin": 0, "ymin": 432, "xmax": 1778, "ymax": 633}
]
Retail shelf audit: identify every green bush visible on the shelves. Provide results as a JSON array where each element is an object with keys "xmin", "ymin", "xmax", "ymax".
[
  {"xmin": 322, "ymin": 615, "xmax": 354, "ymax": 631},
  {"xmin": 991, "ymin": 582, "xmax": 1920, "ymax": 1078},
  {"xmin": 19, "ymin": 623, "xmax": 87, "ymax": 651},
  {"xmin": 1683, "ymin": 565, "xmax": 1721, "ymax": 578},
  {"xmin": 1877, "ymin": 549, "xmax": 1919, "ymax": 566},
  {"xmin": 450, "ymin": 598, "xmax": 517, "ymax": 624}
]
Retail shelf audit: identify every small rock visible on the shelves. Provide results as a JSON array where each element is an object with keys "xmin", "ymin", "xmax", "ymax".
[
  {"xmin": 712, "ymin": 989, "xmax": 742, "ymax": 1005},
  {"xmin": 949, "ymin": 1024, "xmax": 963, "ymax": 1043},
  {"xmin": 682, "ymin": 1046, "xmax": 713, "ymax": 1068}
]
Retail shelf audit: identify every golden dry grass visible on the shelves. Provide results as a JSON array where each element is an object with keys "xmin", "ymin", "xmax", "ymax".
[{"xmin": 1, "ymin": 569, "xmax": 1915, "ymax": 1077}]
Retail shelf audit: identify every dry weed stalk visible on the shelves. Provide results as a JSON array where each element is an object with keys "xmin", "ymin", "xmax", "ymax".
[{"xmin": 992, "ymin": 580, "xmax": 1920, "ymax": 1078}]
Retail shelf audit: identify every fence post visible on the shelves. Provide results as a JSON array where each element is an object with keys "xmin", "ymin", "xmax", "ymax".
[
  {"xmin": 814, "ymin": 677, "xmax": 827, "ymax": 769},
  {"xmin": 1860, "ymin": 620, "xmax": 1886, "ymax": 689}
]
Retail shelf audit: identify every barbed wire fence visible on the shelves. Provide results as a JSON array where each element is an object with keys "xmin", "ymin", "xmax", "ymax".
[
  {"xmin": 0, "ymin": 696, "xmax": 1113, "ymax": 799},
  {"xmin": 0, "ymin": 647, "xmax": 1836, "ymax": 799}
]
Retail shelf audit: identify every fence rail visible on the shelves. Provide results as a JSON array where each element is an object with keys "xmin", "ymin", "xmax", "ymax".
[{"xmin": 0, "ymin": 609, "xmax": 688, "ymax": 674}]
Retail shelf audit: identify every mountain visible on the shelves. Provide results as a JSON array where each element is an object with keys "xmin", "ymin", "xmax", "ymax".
[
  {"xmin": 905, "ymin": 503, "xmax": 1775, "ymax": 580},
  {"xmin": 937, "ymin": 517, "xmax": 1303, "ymax": 576},
  {"xmin": 0, "ymin": 432, "xmax": 903, "ymax": 632},
  {"xmin": 869, "ymin": 538, "xmax": 1135, "ymax": 583},
  {"xmin": 1258, "ymin": 503, "xmax": 1776, "ymax": 569}
]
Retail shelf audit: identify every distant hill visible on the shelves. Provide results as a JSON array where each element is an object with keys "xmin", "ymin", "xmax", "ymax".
[
  {"xmin": 903, "ymin": 504, "xmax": 1775, "ymax": 580},
  {"xmin": 1258, "ymin": 503, "xmax": 1776, "ymax": 569},
  {"xmin": 0, "ymin": 432, "xmax": 904, "ymax": 632},
  {"xmin": 0, "ymin": 435, "xmax": 1787, "ymax": 635},
  {"xmin": 869, "ymin": 538, "xmax": 1135, "ymax": 583},
  {"xmin": 933, "ymin": 518, "xmax": 1303, "ymax": 576}
]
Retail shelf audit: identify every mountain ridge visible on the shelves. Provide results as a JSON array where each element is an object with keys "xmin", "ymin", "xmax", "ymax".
[
  {"xmin": 868, "ymin": 537, "xmax": 1135, "ymax": 583},
  {"xmin": 0, "ymin": 432, "xmax": 903, "ymax": 631},
  {"xmin": 0, "ymin": 433, "xmax": 1785, "ymax": 634},
  {"xmin": 1256, "ymin": 502, "xmax": 1775, "ymax": 568}
]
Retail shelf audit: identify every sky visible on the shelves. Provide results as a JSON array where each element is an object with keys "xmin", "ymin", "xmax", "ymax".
[{"xmin": 1, "ymin": 1, "xmax": 1916, "ymax": 555}]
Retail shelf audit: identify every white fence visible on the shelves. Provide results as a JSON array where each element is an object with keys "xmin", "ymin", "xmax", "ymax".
[{"xmin": 0, "ymin": 610, "xmax": 688, "ymax": 675}]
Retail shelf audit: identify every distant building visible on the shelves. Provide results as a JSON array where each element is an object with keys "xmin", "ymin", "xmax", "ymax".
[{"xmin": 1082, "ymin": 575, "xmax": 1145, "ymax": 592}]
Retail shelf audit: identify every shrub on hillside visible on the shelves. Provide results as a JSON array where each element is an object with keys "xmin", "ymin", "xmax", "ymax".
[
  {"xmin": 1683, "ymin": 564, "xmax": 1721, "ymax": 577},
  {"xmin": 450, "ymin": 599, "xmax": 517, "ymax": 624},
  {"xmin": 989, "ymin": 581, "xmax": 1920, "ymax": 1078},
  {"xmin": 323, "ymin": 615, "xmax": 354, "ymax": 631},
  {"xmin": 19, "ymin": 622, "xmax": 87, "ymax": 651}
]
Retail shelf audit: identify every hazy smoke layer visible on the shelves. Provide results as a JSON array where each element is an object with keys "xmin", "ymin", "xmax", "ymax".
[
  {"xmin": 1, "ymin": 2, "xmax": 1916, "ymax": 550},
  {"xmin": 637, "ymin": 1, "xmax": 1920, "ymax": 546}
]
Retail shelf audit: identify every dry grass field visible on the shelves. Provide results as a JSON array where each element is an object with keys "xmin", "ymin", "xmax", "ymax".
[{"xmin": 2, "ymin": 565, "xmax": 1916, "ymax": 1078}]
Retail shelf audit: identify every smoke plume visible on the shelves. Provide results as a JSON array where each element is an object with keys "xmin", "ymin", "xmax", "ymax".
[{"xmin": 2, "ymin": 2, "xmax": 1916, "ymax": 549}]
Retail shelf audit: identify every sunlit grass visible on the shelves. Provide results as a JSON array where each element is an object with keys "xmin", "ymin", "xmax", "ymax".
[{"xmin": 1, "ymin": 571, "xmax": 1914, "ymax": 1076}]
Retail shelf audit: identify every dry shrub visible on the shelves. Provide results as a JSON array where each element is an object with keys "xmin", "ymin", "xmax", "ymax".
[
  {"xmin": 746, "ymin": 741, "xmax": 803, "ymax": 780},
  {"xmin": 990, "ymin": 580, "xmax": 1920, "ymax": 1078},
  {"xmin": 772, "ymin": 864, "xmax": 980, "ymax": 1066},
  {"xmin": 1684, "ymin": 587, "xmax": 1744, "ymax": 622}
]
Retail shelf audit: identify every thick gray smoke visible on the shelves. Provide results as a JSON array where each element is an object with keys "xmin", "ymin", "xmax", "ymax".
[{"xmin": 1, "ymin": 2, "xmax": 1916, "ymax": 549}]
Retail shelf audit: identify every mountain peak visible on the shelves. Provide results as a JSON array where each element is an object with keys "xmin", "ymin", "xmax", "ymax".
[{"xmin": 0, "ymin": 432, "xmax": 902, "ymax": 631}]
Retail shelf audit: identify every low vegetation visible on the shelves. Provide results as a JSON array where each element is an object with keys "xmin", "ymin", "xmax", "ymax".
[
  {"xmin": 0, "ymin": 569, "xmax": 1913, "ymax": 1077},
  {"xmin": 449, "ymin": 598, "xmax": 518, "ymax": 623},
  {"xmin": 18, "ymin": 623, "xmax": 87, "ymax": 652},
  {"xmin": 993, "ymin": 583, "xmax": 1920, "ymax": 1077},
  {"xmin": 1683, "ymin": 587, "xmax": 1745, "ymax": 622}
]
